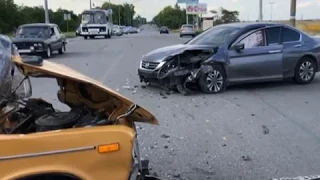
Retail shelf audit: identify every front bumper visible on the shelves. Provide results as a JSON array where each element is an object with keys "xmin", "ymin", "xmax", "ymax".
[
  {"xmin": 17, "ymin": 48, "xmax": 46, "ymax": 55},
  {"xmin": 80, "ymin": 31, "xmax": 108, "ymax": 36}
]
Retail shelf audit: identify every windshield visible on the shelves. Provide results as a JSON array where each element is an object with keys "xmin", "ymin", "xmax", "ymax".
[
  {"xmin": 182, "ymin": 25, "xmax": 193, "ymax": 29},
  {"xmin": 82, "ymin": 13, "xmax": 93, "ymax": 24},
  {"xmin": 82, "ymin": 12, "xmax": 107, "ymax": 24},
  {"xmin": 16, "ymin": 26, "xmax": 50, "ymax": 38},
  {"xmin": 187, "ymin": 25, "xmax": 241, "ymax": 47}
]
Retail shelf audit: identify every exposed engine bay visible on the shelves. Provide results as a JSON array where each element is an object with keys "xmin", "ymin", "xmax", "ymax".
[
  {"xmin": 0, "ymin": 77, "xmax": 138, "ymax": 134},
  {"xmin": 140, "ymin": 49, "xmax": 216, "ymax": 95},
  {"xmin": 0, "ymin": 97, "xmax": 115, "ymax": 135}
]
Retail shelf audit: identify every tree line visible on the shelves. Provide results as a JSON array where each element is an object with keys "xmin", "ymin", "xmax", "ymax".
[
  {"xmin": 0, "ymin": 0, "xmax": 146, "ymax": 34},
  {"xmin": 152, "ymin": 4, "xmax": 240, "ymax": 29}
]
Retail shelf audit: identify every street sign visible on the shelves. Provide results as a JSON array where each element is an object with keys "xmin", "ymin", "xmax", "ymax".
[
  {"xmin": 64, "ymin": 13, "xmax": 71, "ymax": 20},
  {"xmin": 177, "ymin": 0, "xmax": 198, "ymax": 4},
  {"xmin": 186, "ymin": 3, "xmax": 207, "ymax": 14}
]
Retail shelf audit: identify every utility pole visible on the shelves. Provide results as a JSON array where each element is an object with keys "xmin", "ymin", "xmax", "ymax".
[
  {"xmin": 90, "ymin": 0, "xmax": 92, "ymax": 9},
  {"xmin": 290, "ymin": 0, "xmax": 296, "ymax": 27},
  {"xmin": 259, "ymin": 0, "xmax": 263, "ymax": 22},
  {"xmin": 44, "ymin": 0, "xmax": 50, "ymax": 23},
  {"xmin": 269, "ymin": 2, "xmax": 274, "ymax": 21},
  {"xmin": 118, "ymin": 6, "xmax": 120, "ymax": 25}
]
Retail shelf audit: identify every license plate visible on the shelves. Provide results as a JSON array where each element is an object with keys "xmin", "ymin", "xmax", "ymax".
[
  {"xmin": 89, "ymin": 29, "xmax": 99, "ymax": 33},
  {"xmin": 18, "ymin": 49, "xmax": 31, "ymax": 53}
]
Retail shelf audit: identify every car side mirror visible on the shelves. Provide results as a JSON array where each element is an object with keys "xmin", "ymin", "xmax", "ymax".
[{"xmin": 232, "ymin": 43, "xmax": 245, "ymax": 51}]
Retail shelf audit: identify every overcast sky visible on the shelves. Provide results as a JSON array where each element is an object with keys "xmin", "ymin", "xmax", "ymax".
[{"xmin": 13, "ymin": 0, "xmax": 320, "ymax": 21}]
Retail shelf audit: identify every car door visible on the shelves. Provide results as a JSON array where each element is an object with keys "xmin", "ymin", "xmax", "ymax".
[
  {"xmin": 53, "ymin": 26, "xmax": 63, "ymax": 50},
  {"xmin": 228, "ymin": 27, "xmax": 283, "ymax": 83},
  {"xmin": 49, "ymin": 27, "xmax": 59, "ymax": 50},
  {"xmin": 280, "ymin": 26, "xmax": 303, "ymax": 78}
]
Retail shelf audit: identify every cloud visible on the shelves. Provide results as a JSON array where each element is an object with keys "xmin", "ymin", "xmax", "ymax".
[
  {"xmin": 297, "ymin": 1, "xmax": 312, "ymax": 8},
  {"xmin": 232, "ymin": 0, "xmax": 240, "ymax": 2}
]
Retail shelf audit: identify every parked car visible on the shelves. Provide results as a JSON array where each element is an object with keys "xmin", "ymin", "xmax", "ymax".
[
  {"xmin": 129, "ymin": 27, "xmax": 138, "ymax": 34},
  {"xmin": 125, "ymin": 26, "xmax": 133, "ymax": 34},
  {"xmin": 112, "ymin": 25, "xmax": 123, "ymax": 36},
  {"xmin": 159, "ymin": 26, "xmax": 169, "ymax": 34},
  {"xmin": 12, "ymin": 23, "xmax": 67, "ymax": 59},
  {"xmin": 138, "ymin": 22, "xmax": 320, "ymax": 94},
  {"xmin": 180, "ymin": 24, "xmax": 196, "ymax": 37}
]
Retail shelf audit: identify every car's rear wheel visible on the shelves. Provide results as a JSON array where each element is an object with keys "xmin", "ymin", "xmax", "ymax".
[
  {"xmin": 180, "ymin": 34, "xmax": 183, "ymax": 37},
  {"xmin": 58, "ymin": 43, "xmax": 66, "ymax": 54},
  {"xmin": 198, "ymin": 64, "xmax": 227, "ymax": 94},
  {"xmin": 84, "ymin": 36, "xmax": 88, "ymax": 39},
  {"xmin": 294, "ymin": 57, "xmax": 316, "ymax": 84}
]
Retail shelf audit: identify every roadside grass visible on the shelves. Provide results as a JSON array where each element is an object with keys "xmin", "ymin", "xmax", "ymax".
[{"xmin": 63, "ymin": 32, "xmax": 76, "ymax": 38}]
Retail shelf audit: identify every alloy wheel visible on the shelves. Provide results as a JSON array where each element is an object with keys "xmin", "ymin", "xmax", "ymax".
[
  {"xmin": 299, "ymin": 61, "xmax": 314, "ymax": 82},
  {"xmin": 206, "ymin": 70, "xmax": 224, "ymax": 92}
]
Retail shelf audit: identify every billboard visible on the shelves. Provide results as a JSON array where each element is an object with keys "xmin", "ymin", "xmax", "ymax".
[
  {"xmin": 177, "ymin": 0, "xmax": 198, "ymax": 4},
  {"xmin": 186, "ymin": 3, "xmax": 207, "ymax": 14}
]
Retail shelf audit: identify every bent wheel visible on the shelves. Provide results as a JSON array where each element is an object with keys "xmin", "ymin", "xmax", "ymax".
[
  {"xmin": 198, "ymin": 65, "xmax": 227, "ymax": 94},
  {"xmin": 294, "ymin": 57, "xmax": 316, "ymax": 84}
]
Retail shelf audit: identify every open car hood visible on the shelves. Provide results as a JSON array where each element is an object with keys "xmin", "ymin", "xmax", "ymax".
[{"xmin": 12, "ymin": 56, "xmax": 159, "ymax": 125}]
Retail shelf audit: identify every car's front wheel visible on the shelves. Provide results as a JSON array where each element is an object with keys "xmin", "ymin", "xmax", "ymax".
[
  {"xmin": 58, "ymin": 43, "xmax": 66, "ymax": 54},
  {"xmin": 198, "ymin": 64, "xmax": 227, "ymax": 94},
  {"xmin": 43, "ymin": 46, "xmax": 52, "ymax": 59},
  {"xmin": 294, "ymin": 57, "xmax": 317, "ymax": 84}
]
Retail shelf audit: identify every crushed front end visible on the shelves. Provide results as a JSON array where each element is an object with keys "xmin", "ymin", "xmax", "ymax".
[{"xmin": 138, "ymin": 49, "xmax": 216, "ymax": 95}]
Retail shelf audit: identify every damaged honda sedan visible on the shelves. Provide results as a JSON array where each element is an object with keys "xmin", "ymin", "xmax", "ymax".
[{"xmin": 138, "ymin": 22, "xmax": 320, "ymax": 94}]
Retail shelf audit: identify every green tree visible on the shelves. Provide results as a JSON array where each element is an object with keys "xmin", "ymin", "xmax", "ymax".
[
  {"xmin": 213, "ymin": 7, "xmax": 240, "ymax": 25},
  {"xmin": 152, "ymin": 5, "xmax": 186, "ymax": 29}
]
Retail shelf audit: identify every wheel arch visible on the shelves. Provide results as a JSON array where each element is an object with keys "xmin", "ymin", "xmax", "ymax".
[{"xmin": 14, "ymin": 172, "xmax": 82, "ymax": 180}]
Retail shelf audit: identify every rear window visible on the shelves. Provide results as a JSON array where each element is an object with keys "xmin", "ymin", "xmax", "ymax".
[{"xmin": 182, "ymin": 25, "xmax": 193, "ymax": 29}]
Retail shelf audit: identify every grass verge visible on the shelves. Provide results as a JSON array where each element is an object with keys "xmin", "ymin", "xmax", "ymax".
[{"xmin": 63, "ymin": 32, "xmax": 76, "ymax": 38}]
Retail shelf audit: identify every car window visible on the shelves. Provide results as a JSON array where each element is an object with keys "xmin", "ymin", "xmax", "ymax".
[
  {"xmin": 187, "ymin": 25, "xmax": 241, "ymax": 47},
  {"xmin": 282, "ymin": 27, "xmax": 300, "ymax": 42},
  {"xmin": 50, "ymin": 27, "xmax": 56, "ymax": 36},
  {"xmin": 265, "ymin": 27, "xmax": 281, "ymax": 45},
  {"xmin": 182, "ymin": 25, "xmax": 193, "ymax": 29},
  {"xmin": 239, "ymin": 30, "xmax": 265, "ymax": 49},
  {"xmin": 56, "ymin": 26, "xmax": 62, "ymax": 34},
  {"xmin": 54, "ymin": 26, "xmax": 60, "ymax": 35}
]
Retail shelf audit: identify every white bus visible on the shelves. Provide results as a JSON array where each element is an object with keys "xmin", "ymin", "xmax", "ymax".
[{"xmin": 80, "ymin": 9, "xmax": 113, "ymax": 39}]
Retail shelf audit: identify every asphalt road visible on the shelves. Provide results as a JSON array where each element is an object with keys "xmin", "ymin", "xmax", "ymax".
[{"xmin": 31, "ymin": 25, "xmax": 320, "ymax": 180}]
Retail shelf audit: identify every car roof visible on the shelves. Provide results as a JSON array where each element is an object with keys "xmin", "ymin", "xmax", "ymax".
[
  {"xmin": 19, "ymin": 23, "xmax": 57, "ymax": 28},
  {"xmin": 218, "ymin": 22, "xmax": 284, "ymax": 28}
]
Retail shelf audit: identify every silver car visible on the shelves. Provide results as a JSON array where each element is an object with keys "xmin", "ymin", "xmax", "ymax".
[
  {"xmin": 180, "ymin": 24, "xmax": 196, "ymax": 37},
  {"xmin": 138, "ymin": 22, "xmax": 320, "ymax": 94}
]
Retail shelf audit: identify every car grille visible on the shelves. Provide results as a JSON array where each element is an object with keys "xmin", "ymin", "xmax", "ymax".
[
  {"xmin": 141, "ymin": 61, "xmax": 160, "ymax": 70},
  {"xmin": 14, "ymin": 42, "xmax": 34, "ymax": 49}
]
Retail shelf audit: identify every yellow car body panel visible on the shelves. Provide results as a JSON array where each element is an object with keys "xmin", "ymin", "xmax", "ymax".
[
  {"xmin": 0, "ymin": 126, "xmax": 135, "ymax": 180},
  {"xmin": 0, "ymin": 55, "xmax": 159, "ymax": 180}
]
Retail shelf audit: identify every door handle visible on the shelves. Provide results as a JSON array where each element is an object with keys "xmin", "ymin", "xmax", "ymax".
[
  {"xmin": 293, "ymin": 44, "xmax": 302, "ymax": 48},
  {"xmin": 268, "ymin": 50, "xmax": 282, "ymax": 53}
]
